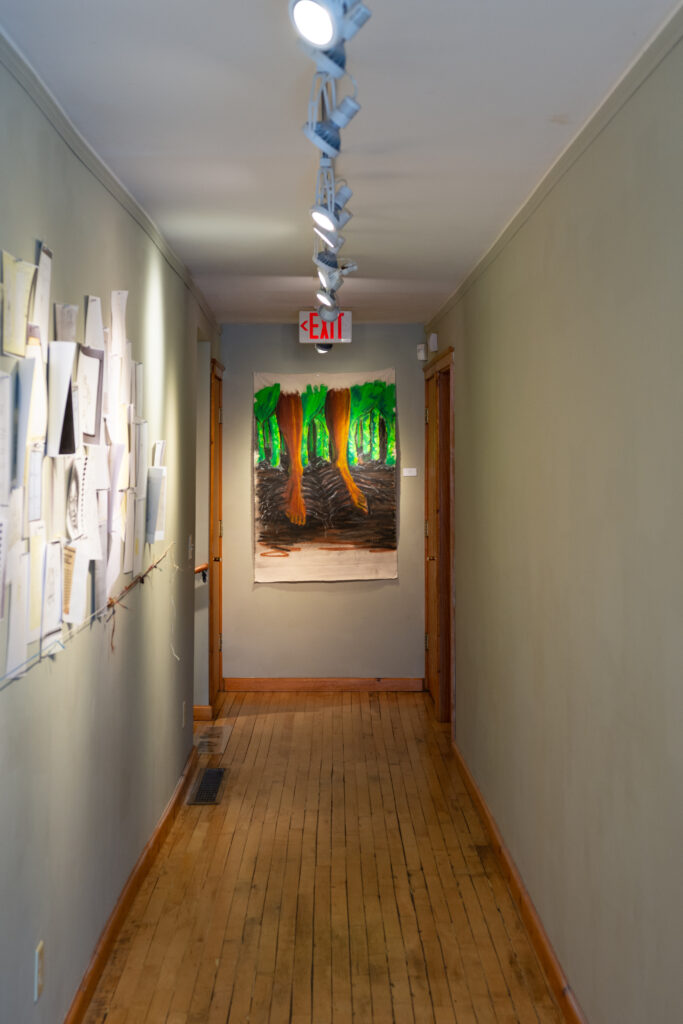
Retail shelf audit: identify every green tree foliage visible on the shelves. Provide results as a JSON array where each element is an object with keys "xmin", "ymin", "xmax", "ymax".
[
  {"xmin": 349, "ymin": 381, "xmax": 390, "ymax": 464},
  {"xmin": 254, "ymin": 384, "xmax": 281, "ymax": 466},
  {"xmin": 377, "ymin": 382, "xmax": 397, "ymax": 465},
  {"xmin": 300, "ymin": 385, "xmax": 328, "ymax": 466}
]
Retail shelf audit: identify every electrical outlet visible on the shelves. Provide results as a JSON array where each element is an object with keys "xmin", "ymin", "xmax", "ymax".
[
  {"xmin": 34, "ymin": 941, "xmax": 44, "ymax": 1002},
  {"xmin": 182, "ymin": 701, "xmax": 186, "ymax": 728}
]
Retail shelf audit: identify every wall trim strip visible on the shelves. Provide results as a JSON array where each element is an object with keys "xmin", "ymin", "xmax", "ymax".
[
  {"xmin": 193, "ymin": 705, "xmax": 213, "ymax": 721},
  {"xmin": 0, "ymin": 29, "xmax": 216, "ymax": 329},
  {"xmin": 426, "ymin": 4, "xmax": 683, "ymax": 332},
  {"xmin": 63, "ymin": 745, "xmax": 199, "ymax": 1024},
  {"xmin": 451, "ymin": 741, "xmax": 588, "ymax": 1024},
  {"xmin": 223, "ymin": 677, "xmax": 424, "ymax": 692}
]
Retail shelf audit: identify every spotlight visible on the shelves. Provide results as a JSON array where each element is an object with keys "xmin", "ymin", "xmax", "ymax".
[
  {"xmin": 303, "ymin": 118, "xmax": 341, "ymax": 158},
  {"xmin": 289, "ymin": 1, "xmax": 371, "ymax": 50},
  {"xmin": 330, "ymin": 95, "xmax": 360, "ymax": 128},
  {"xmin": 317, "ymin": 265, "xmax": 343, "ymax": 291},
  {"xmin": 313, "ymin": 224, "xmax": 345, "ymax": 252},
  {"xmin": 313, "ymin": 250, "xmax": 357, "ymax": 277},
  {"xmin": 315, "ymin": 342, "xmax": 333, "ymax": 354},
  {"xmin": 301, "ymin": 42, "xmax": 347, "ymax": 79},
  {"xmin": 318, "ymin": 303, "xmax": 339, "ymax": 322},
  {"xmin": 311, "ymin": 204, "xmax": 351, "ymax": 233},
  {"xmin": 316, "ymin": 288, "xmax": 337, "ymax": 307}
]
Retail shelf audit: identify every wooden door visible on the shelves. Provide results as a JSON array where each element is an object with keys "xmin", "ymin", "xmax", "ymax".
[
  {"xmin": 209, "ymin": 359, "xmax": 224, "ymax": 705},
  {"xmin": 424, "ymin": 350, "xmax": 454, "ymax": 723}
]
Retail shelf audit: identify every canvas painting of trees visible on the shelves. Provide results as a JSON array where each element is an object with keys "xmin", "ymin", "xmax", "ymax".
[{"xmin": 253, "ymin": 369, "xmax": 398, "ymax": 582}]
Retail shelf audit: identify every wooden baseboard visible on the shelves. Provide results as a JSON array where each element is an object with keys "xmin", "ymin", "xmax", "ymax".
[
  {"xmin": 64, "ymin": 745, "xmax": 199, "ymax": 1024},
  {"xmin": 193, "ymin": 705, "xmax": 213, "ymax": 721},
  {"xmin": 223, "ymin": 677, "xmax": 424, "ymax": 692},
  {"xmin": 451, "ymin": 742, "xmax": 587, "ymax": 1024}
]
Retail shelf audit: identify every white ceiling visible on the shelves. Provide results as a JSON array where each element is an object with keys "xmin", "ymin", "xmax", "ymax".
[{"xmin": 1, "ymin": 1, "xmax": 680, "ymax": 324}]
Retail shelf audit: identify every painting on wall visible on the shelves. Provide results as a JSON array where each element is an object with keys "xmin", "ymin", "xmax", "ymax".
[{"xmin": 253, "ymin": 369, "xmax": 398, "ymax": 582}]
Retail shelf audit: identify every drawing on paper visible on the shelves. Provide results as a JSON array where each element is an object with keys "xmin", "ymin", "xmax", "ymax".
[{"xmin": 253, "ymin": 369, "xmax": 398, "ymax": 582}]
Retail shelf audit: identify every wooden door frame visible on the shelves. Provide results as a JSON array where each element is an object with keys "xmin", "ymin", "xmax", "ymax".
[
  {"xmin": 209, "ymin": 358, "xmax": 224, "ymax": 708},
  {"xmin": 424, "ymin": 348, "xmax": 455, "ymax": 724}
]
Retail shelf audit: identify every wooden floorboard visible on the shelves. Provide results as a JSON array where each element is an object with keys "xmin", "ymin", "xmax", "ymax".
[{"xmin": 83, "ymin": 693, "xmax": 562, "ymax": 1024}]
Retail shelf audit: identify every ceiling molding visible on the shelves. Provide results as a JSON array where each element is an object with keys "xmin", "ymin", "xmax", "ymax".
[
  {"xmin": 426, "ymin": 2, "xmax": 683, "ymax": 332},
  {"xmin": 0, "ymin": 28, "xmax": 217, "ymax": 330}
]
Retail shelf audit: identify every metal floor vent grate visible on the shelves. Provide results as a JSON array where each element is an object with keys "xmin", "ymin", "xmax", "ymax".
[{"xmin": 188, "ymin": 768, "xmax": 225, "ymax": 805}]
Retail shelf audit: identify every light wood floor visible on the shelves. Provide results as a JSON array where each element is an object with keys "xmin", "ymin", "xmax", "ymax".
[{"xmin": 83, "ymin": 692, "xmax": 562, "ymax": 1024}]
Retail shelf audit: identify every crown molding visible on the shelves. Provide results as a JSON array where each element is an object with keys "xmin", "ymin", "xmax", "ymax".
[{"xmin": 426, "ymin": 3, "xmax": 683, "ymax": 332}]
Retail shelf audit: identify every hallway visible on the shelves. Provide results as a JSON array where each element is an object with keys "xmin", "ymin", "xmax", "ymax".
[{"xmin": 83, "ymin": 692, "xmax": 561, "ymax": 1023}]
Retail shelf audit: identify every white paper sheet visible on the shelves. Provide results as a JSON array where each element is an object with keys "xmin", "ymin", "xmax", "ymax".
[
  {"xmin": 50, "ymin": 458, "xmax": 69, "ymax": 540},
  {"xmin": 135, "ymin": 420, "xmax": 148, "ymax": 497},
  {"xmin": 8, "ymin": 486, "xmax": 24, "ymax": 546},
  {"xmin": 62, "ymin": 540, "xmax": 89, "ymax": 624},
  {"xmin": 87, "ymin": 445, "xmax": 110, "ymax": 492},
  {"xmin": 133, "ymin": 496, "xmax": 146, "ymax": 576},
  {"xmin": 111, "ymin": 290, "xmax": 128, "ymax": 358},
  {"xmin": 66, "ymin": 456, "xmax": 85, "ymax": 540},
  {"xmin": 81, "ymin": 455, "xmax": 102, "ymax": 562},
  {"xmin": 106, "ymin": 530, "xmax": 122, "ymax": 598},
  {"xmin": 41, "ymin": 539, "xmax": 62, "ymax": 641},
  {"xmin": 76, "ymin": 346, "xmax": 104, "ymax": 442},
  {"xmin": 5, "ymin": 544, "xmax": 29, "ymax": 677},
  {"xmin": 121, "ymin": 340, "xmax": 132, "ymax": 405},
  {"xmin": 71, "ymin": 383, "xmax": 81, "ymax": 452},
  {"xmin": 152, "ymin": 439, "xmax": 166, "ymax": 467},
  {"xmin": 25, "ymin": 330, "xmax": 49, "ymax": 442},
  {"xmin": 134, "ymin": 362, "xmax": 144, "ymax": 418},
  {"xmin": 105, "ymin": 355, "xmax": 122, "ymax": 442},
  {"xmin": 47, "ymin": 342, "xmax": 77, "ymax": 457},
  {"xmin": 41, "ymin": 456, "xmax": 52, "ymax": 535},
  {"xmin": 0, "ymin": 371, "xmax": 11, "ymax": 506},
  {"xmin": 2, "ymin": 252, "xmax": 36, "ymax": 358},
  {"xmin": 145, "ymin": 467, "xmax": 167, "ymax": 543},
  {"xmin": 27, "ymin": 443, "xmax": 44, "ymax": 523},
  {"xmin": 32, "ymin": 244, "xmax": 52, "ymax": 363},
  {"xmin": 123, "ymin": 488, "xmax": 135, "ymax": 574},
  {"xmin": 93, "ymin": 521, "xmax": 108, "ymax": 612},
  {"xmin": 55, "ymin": 303, "xmax": 78, "ymax": 342},
  {"xmin": 85, "ymin": 296, "xmax": 105, "ymax": 351},
  {"xmin": 15, "ymin": 358, "xmax": 35, "ymax": 487},
  {"xmin": 28, "ymin": 520, "xmax": 46, "ymax": 643}
]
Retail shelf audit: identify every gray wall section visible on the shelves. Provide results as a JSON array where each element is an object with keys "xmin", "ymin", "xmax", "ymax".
[
  {"xmin": 221, "ymin": 323, "xmax": 425, "ymax": 680},
  {"xmin": 0, "ymin": 50, "xmax": 215, "ymax": 1023},
  {"xmin": 429, "ymin": 27, "xmax": 683, "ymax": 1024}
]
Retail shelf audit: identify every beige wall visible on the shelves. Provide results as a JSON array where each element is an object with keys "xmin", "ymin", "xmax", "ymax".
[
  {"xmin": 428, "ymin": 19, "xmax": 683, "ymax": 1024},
  {"xmin": 221, "ymin": 323, "xmax": 425, "ymax": 680},
  {"xmin": 0, "ymin": 38, "xmax": 217, "ymax": 1023}
]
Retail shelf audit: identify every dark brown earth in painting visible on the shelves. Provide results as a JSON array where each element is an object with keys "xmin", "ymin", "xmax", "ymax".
[{"xmin": 256, "ymin": 458, "xmax": 397, "ymax": 551}]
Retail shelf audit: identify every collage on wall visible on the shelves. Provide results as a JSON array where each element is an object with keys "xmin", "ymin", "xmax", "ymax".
[
  {"xmin": 253, "ymin": 368, "xmax": 398, "ymax": 582},
  {"xmin": 0, "ymin": 243, "xmax": 167, "ymax": 681}
]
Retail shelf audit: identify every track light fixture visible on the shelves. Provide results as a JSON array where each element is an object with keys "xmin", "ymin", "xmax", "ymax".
[
  {"xmin": 313, "ymin": 224, "xmax": 345, "ymax": 252},
  {"xmin": 318, "ymin": 303, "xmax": 340, "ymax": 322},
  {"xmin": 289, "ymin": 0, "xmax": 371, "ymax": 50},
  {"xmin": 290, "ymin": 0, "xmax": 370, "ymax": 340}
]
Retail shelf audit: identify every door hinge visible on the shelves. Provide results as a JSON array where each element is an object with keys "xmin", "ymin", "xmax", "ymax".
[
  {"xmin": 425, "ymin": 632, "xmax": 429, "ymax": 652},
  {"xmin": 424, "ymin": 520, "xmax": 429, "ymax": 538},
  {"xmin": 218, "ymin": 406, "xmax": 223, "ymax": 424},
  {"xmin": 425, "ymin": 407, "xmax": 429, "ymax": 424},
  {"xmin": 219, "ymin": 519, "xmax": 223, "ymax": 538},
  {"xmin": 218, "ymin": 633, "xmax": 223, "ymax": 653}
]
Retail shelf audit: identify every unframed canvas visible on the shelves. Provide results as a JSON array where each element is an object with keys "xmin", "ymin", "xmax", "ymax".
[{"xmin": 253, "ymin": 369, "xmax": 398, "ymax": 582}]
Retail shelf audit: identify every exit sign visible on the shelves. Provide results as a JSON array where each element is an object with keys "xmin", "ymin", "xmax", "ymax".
[{"xmin": 299, "ymin": 310, "xmax": 352, "ymax": 344}]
